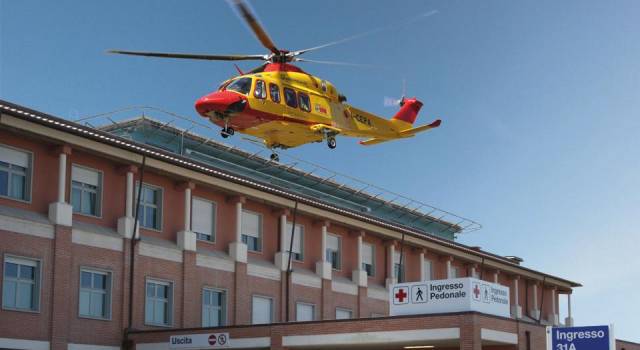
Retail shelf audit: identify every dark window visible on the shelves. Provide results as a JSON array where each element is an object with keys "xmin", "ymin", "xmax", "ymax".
[
  {"xmin": 269, "ymin": 83, "xmax": 280, "ymax": 103},
  {"xmin": 284, "ymin": 88, "xmax": 297, "ymax": 108},
  {"xmin": 298, "ymin": 93, "xmax": 311, "ymax": 112},
  {"xmin": 254, "ymin": 80, "xmax": 266, "ymax": 99},
  {"xmin": 225, "ymin": 77, "xmax": 252, "ymax": 95}
]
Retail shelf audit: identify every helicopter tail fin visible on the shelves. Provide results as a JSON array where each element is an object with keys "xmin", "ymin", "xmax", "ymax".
[{"xmin": 391, "ymin": 98, "xmax": 423, "ymax": 125}]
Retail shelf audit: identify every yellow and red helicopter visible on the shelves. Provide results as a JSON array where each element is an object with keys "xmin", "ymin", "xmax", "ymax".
[{"xmin": 109, "ymin": 0, "xmax": 441, "ymax": 161}]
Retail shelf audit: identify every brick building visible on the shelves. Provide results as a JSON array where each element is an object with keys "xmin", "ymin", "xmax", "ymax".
[{"xmin": 0, "ymin": 99, "xmax": 636, "ymax": 350}]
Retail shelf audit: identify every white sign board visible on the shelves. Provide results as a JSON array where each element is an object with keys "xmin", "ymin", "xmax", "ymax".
[
  {"xmin": 169, "ymin": 333, "xmax": 230, "ymax": 349},
  {"xmin": 389, "ymin": 278, "xmax": 510, "ymax": 318}
]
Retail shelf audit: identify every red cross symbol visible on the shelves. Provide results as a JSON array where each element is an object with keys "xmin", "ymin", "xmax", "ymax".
[
  {"xmin": 395, "ymin": 288, "xmax": 408, "ymax": 303},
  {"xmin": 473, "ymin": 285, "xmax": 480, "ymax": 299}
]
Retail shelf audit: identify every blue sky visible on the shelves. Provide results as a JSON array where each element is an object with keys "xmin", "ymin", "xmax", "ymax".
[{"xmin": 2, "ymin": 0, "xmax": 639, "ymax": 341}]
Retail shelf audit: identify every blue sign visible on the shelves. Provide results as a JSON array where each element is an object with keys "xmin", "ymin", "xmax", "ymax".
[{"xmin": 549, "ymin": 325, "xmax": 612, "ymax": 350}]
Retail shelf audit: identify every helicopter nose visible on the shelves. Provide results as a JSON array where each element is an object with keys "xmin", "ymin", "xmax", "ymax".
[{"xmin": 195, "ymin": 91, "xmax": 247, "ymax": 117}]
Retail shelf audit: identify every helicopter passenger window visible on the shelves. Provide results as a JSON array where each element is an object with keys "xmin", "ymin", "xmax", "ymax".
[
  {"xmin": 298, "ymin": 92, "xmax": 311, "ymax": 112},
  {"xmin": 254, "ymin": 80, "xmax": 267, "ymax": 99},
  {"xmin": 269, "ymin": 83, "xmax": 280, "ymax": 103},
  {"xmin": 284, "ymin": 87, "xmax": 297, "ymax": 108},
  {"xmin": 225, "ymin": 77, "xmax": 252, "ymax": 95}
]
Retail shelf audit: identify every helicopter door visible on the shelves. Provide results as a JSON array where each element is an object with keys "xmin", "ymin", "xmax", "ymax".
[{"xmin": 329, "ymin": 102, "xmax": 356, "ymax": 131}]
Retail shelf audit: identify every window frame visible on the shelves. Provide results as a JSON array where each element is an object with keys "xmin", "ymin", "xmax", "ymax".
[
  {"xmin": 295, "ymin": 301, "xmax": 315, "ymax": 322},
  {"xmin": 362, "ymin": 242, "xmax": 375, "ymax": 277},
  {"xmin": 144, "ymin": 277, "xmax": 174, "ymax": 327},
  {"xmin": 78, "ymin": 267, "xmax": 112, "ymax": 320},
  {"xmin": 191, "ymin": 196, "xmax": 217, "ymax": 243},
  {"xmin": 135, "ymin": 182, "xmax": 164, "ymax": 231},
  {"xmin": 202, "ymin": 287, "xmax": 227, "ymax": 327},
  {"xmin": 254, "ymin": 79, "xmax": 267, "ymax": 99},
  {"xmin": 285, "ymin": 222, "xmax": 304, "ymax": 262},
  {"xmin": 326, "ymin": 233, "xmax": 341, "ymax": 271},
  {"xmin": 269, "ymin": 83, "xmax": 281, "ymax": 103},
  {"xmin": 251, "ymin": 294, "xmax": 274, "ymax": 325},
  {"xmin": 0, "ymin": 143, "xmax": 34, "ymax": 203},
  {"xmin": 283, "ymin": 87, "xmax": 298, "ymax": 108},
  {"xmin": 70, "ymin": 163, "xmax": 104, "ymax": 218},
  {"xmin": 241, "ymin": 209, "xmax": 263, "ymax": 252},
  {"xmin": 298, "ymin": 92, "xmax": 311, "ymax": 112},
  {"xmin": 2, "ymin": 254, "xmax": 42, "ymax": 313},
  {"xmin": 335, "ymin": 307, "xmax": 353, "ymax": 320}
]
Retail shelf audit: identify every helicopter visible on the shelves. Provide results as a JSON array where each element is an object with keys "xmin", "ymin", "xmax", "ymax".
[{"xmin": 109, "ymin": 0, "xmax": 441, "ymax": 161}]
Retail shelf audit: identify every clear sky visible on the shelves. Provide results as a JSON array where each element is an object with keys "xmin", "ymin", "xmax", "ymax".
[{"xmin": 2, "ymin": 0, "xmax": 639, "ymax": 341}]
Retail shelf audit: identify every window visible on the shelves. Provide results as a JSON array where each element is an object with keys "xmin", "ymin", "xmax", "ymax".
[
  {"xmin": 0, "ymin": 144, "xmax": 32, "ymax": 201},
  {"xmin": 225, "ymin": 77, "xmax": 252, "ymax": 95},
  {"xmin": 296, "ymin": 302, "xmax": 315, "ymax": 322},
  {"xmin": 192, "ymin": 197, "xmax": 216, "ymax": 242},
  {"xmin": 362, "ymin": 243, "xmax": 374, "ymax": 277},
  {"xmin": 136, "ymin": 183, "xmax": 162, "ymax": 230},
  {"xmin": 284, "ymin": 87, "xmax": 297, "ymax": 108},
  {"xmin": 269, "ymin": 83, "xmax": 280, "ymax": 103},
  {"xmin": 298, "ymin": 92, "xmax": 311, "ymax": 112},
  {"xmin": 422, "ymin": 259, "xmax": 432, "ymax": 281},
  {"xmin": 284, "ymin": 222, "xmax": 304, "ymax": 261},
  {"xmin": 370, "ymin": 312, "xmax": 385, "ymax": 318},
  {"xmin": 393, "ymin": 251, "xmax": 405, "ymax": 281},
  {"xmin": 145, "ymin": 279, "xmax": 173, "ymax": 326},
  {"xmin": 79, "ymin": 269, "xmax": 111, "ymax": 319},
  {"xmin": 71, "ymin": 165, "xmax": 102, "ymax": 217},
  {"xmin": 326, "ymin": 234, "xmax": 341, "ymax": 270},
  {"xmin": 251, "ymin": 295, "xmax": 273, "ymax": 324},
  {"xmin": 335, "ymin": 308, "xmax": 352, "ymax": 320},
  {"xmin": 241, "ymin": 210, "xmax": 262, "ymax": 252},
  {"xmin": 202, "ymin": 288, "xmax": 226, "ymax": 327},
  {"xmin": 254, "ymin": 80, "xmax": 267, "ymax": 99},
  {"xmin": 2, "ymin": 256, "xmax": 40, "ymax": 311}
]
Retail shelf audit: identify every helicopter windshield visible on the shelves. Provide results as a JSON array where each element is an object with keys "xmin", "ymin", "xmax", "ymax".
[{"xmin": 225, "ymin": 77, "xmax": 252, "ymax": 95}]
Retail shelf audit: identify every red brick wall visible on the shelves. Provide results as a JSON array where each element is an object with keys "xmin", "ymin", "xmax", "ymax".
[
  {"xmin": 0, "ymin": 129, "xmax": 58, "ymax": 215},
  {"xmin": 0, "ymin": 230, "xmax": 53, "ymax": 341}
]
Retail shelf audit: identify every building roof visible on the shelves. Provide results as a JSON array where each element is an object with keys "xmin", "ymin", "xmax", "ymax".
[
  {"xmin": 99, "ymin": 117, "xmax": 477, "ymax": 241},
  {"xmin": 0, "ymin": 99, "xmax": 581, "ymax": 288}
]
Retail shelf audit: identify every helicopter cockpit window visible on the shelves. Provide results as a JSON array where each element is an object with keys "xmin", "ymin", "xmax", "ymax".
[
  {"xmin": 284, "ymin": 87, "xmax": 298, "ymax": 108},
  {"xmin": 298, "ymin": 92, "xmax": 311, "ymax": 112},
  {"xmin": 254, "ymin": 80, "xmax": 267, "ymax": 99},
  {"xmin": 225, "ymin": 77, "xmax": 252, "ymax": 95},
  {"xmin": 269, "ymin": 83, "xmax": 280, "ymax": 103}
]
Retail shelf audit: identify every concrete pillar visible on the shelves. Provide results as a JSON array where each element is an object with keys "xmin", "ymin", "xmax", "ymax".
[
  {"xmin": 275, "ymin": 209, "xmax": 291, "ymax": 271},
  {"xmin": 493, "ymin": 270, "xmax": 500, "ymax": 283},
  {"xmin": 385, "ymin": 242, "xmax": 397, "ymax": 288},
  {"xmin": 48, "ymin": 145, "xmax": 73, "ymax": 226},
  {"xmin": 531, "ymin": 282, "xmax": 540, "ymax": 320},
  {"xmin": 117, "ymin": 165, "xmax": 138, "ymax": 239},
  {"xmin": 565, "ymin": 293, "xmax": 574, "ymax": 326},
  {"xmin": 550, "ymin": 287, "xmax": 559, "ymax": 325},
  {"xmin": 469, "ymin": 264, "xmax": 479, "ymax": 279},
  {"xmin": 315, "ymin": 221, "xmax": 332, "ymax": 279},
  {"xmin": 228, "ymin": 196, "xmax": 247, "ymax": 263},
  {"xmin": 177, "ymin": 182, "xmax": 196, "ymax": 251},
  {"xmin": 352, "ymin": 231, "xmax": 367, "ymax": 287},
  {"xmin": 446, "ymin": 259, "xmax": 453, "ymax": 279},
  {"xmin": 419, "ymin": 249, "xmax": 426, "ymax": 281},
  {"xmin": 512, "ymin": 275, "xmax": 522, "ymax": 318}
]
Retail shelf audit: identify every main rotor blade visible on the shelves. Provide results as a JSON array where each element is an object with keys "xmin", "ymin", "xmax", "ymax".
[
  {"xmin": 107, "ymin": 50, "xmax": 268, "ymax": 61},
  {"xmin": 293, "ymin": 58, "xmax": 373, "ymax": 68},
  {"xmin": 290, "ymin": 10, "xmax": 439, "ymax": 57},
  {"xmin": 229, "ymin": 0, "xmax": 279, "ymax": 55}
]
